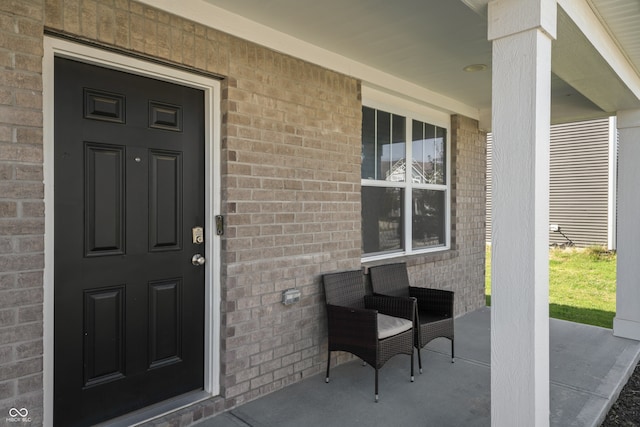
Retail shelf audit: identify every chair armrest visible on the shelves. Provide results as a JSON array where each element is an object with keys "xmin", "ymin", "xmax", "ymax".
[
  {"xmin": 326, "ymin": 304, "xmax": 378, "ymax": 344},
  {"xmin": 409, "ymin": 287, "xmax": 454, "ymax": 317},
  {"xmin": 364, "ymin": 295, "xmax": 415, "ymax": 321}
]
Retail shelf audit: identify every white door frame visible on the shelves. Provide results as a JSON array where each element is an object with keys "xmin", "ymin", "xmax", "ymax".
[{"xmin": 42, "ymin": 36, "xmax": 222, "ymax": 426}]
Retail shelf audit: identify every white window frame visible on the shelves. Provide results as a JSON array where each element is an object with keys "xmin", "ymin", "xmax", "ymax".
[{"xmin": 361, "ymin": 86, "xmax": 451, "ymax": 262}]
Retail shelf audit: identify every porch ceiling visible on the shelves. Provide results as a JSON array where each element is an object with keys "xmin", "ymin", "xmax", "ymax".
[{"xmin": 200, "ymin": 0, "xmax": 640, "ymax": 125}]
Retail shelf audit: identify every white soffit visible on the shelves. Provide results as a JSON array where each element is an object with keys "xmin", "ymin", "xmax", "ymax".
[
  {"xmin": 556, "ymin": 0, "xmax": 640, "ymax": 111},
  {"xmin": 589, "ymin": 0, "xmax": 640, "ymax": 78},
  {"xmin": 139, "ymin": 0, "xmax": 640, "ymax": 122},
  {"xmin": 138, "ymin": 0, "xmax": 481, "ymax": 119}
]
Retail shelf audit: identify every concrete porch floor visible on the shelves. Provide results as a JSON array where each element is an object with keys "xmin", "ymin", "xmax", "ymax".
[{"xmin": 195, "ymin": 307, "xmax": 640, "ymax": 427}]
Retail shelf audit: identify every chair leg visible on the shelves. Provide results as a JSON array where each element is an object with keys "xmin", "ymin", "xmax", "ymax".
[
  {"xmin": 375, "ymin": 368, "xmax": 379, "ymax": 402},
  {"xmin": 410, "ymin": 348, "xmax": 414, "ymax": 382},
  {"xmin": 451, "ymin": 337, "xmax": 455, "ymax": 363},
  {"xmin": 326, "ymin": 349, "xmax": 331, "ymax": 383},
  {"xmin": 416, "ymin": 309, "xmax": 423, "ymax": 374}
]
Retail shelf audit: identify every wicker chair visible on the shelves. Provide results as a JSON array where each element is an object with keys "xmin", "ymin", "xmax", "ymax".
[
  {"xmin": 322, "ymin": 269, "xmax": 416, "ymax": 402},
  {"xmin": 370, "ymin": 263, "xmax": 454, "ymax": 373}
]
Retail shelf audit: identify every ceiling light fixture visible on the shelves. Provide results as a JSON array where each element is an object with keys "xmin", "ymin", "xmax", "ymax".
[{"xmin": 463, "ymin": 64, "xmax": 488, "ymax": 72}]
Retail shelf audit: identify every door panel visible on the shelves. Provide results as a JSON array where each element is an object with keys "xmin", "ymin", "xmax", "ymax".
[
  {"xmin": 150, "ymin": 150, "xmax": 182, "ymax": 250},
  {"xmin": 83, "ymin": 287, "xmax": 126, "ymax": 386},
  {"xmin": 54, "ymin": 57, "xmax": 206, "ymax": 426},
  {"xmin": 85, "ymin": 143, "xmax": 125, "ymax": 255},
  {"xmin": 148, "ymin": 279, "xmax": 182, "ymax": 368}
]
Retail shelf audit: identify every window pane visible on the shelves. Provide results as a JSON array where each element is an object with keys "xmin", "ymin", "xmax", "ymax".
[
  {"xmin": 362, "ymin": 187, "xmax": 404, "ymax": 254},
  {"xmin": 361, "ymin": 107, "xmax": 406, "ymax": 182},
  {"xmin": 412, "ymin": 189, "xmax": 445, "ymax": 249},
  {"xmin": 387, "ymin": 114, "xmax": 406, "ymax": 182},
  {"xmin": 362, "ymin": 106, "xmax": 376, "ymax": 179},
  {"xmin": 412, "ymin": 121, "xmax": 446, "ymax": 185},
  {"xmin": 436, "ymin": 127, "xmax": 447, "ymax": 184},
  {"xmin": 377, "ymin": 111, "xmax": 391, "ymax": 181}
]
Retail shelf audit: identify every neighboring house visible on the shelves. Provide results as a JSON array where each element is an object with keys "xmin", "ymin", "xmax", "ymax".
[
  {"xmin": 486, "ymin": 117, "xmax": 618, "ymax": 249},
  {"xmin": 1, "ymin": 1, "xmax": 640, "ymax": 426}
]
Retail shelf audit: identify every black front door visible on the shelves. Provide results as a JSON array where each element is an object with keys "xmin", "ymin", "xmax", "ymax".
[{"xmin": 54, "ymin": 57, "xmax": 206, "ymax": 426}]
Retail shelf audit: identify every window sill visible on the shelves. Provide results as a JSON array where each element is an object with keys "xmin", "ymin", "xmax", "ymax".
[{"xmin": 362, "ymin": 249, "xmax": 459, "ymax": 271}]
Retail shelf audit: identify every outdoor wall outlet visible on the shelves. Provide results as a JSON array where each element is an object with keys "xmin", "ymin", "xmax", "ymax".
[
  {"xmin": 282, "ymin": 288, "xmax": 301, "ymax": 305},
  {"xmin": 549, "ymin": 224, "xmax": 560, "ymax": 232}
]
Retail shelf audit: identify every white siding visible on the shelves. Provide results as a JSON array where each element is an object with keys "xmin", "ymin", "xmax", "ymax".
[{"xmin": 487, "ymin": 118, "xmax": 613, "ymax": 247}]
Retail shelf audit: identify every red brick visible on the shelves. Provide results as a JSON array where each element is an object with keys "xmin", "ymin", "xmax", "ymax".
[
  {"xmin": 15, "ymin": 128, "xmax": 42, "ymax": 145},
  {"xmin": 0, "ymin": 106, "xmax": 41, "ymax": 127},
  {"xmin": 0, "ymin": 202, "xmax": 17, "ymax": 218},
  {"xmin": 0, "ymin": 356, "xmax": 41, "ymax": 381},
  {"xmin": 0, "ymin": 182, "xmax": 42, "ymax": 198},
  {"xmin": 96, "ymin": 2, "xmax": 116, "ymax": 44},
  {"xmin": 13, "ymin": 54, "xmax": 40, "ymax": 73},
  {"xmin": 0, "ymin": 1, "xmax": 42, "ymax": 20},
  {"xmin": 0, "ymin": 143, "xmax": 42, "ymax": 162},
  {"xmin": 45, "ymin": 0, "xmax": 63, "ymax": 28}
]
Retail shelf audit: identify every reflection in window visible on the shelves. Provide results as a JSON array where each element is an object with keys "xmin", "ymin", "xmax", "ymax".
[
  {"xmin": 412, "ymin": 189, "xmax": 445, "ymax": 249},
  {"xmin": 361, "ymin": 107, "xmax": 406, "ymax": 181},
  {"xmin": 362, "ymin": 107, "xmax": 376, "ymax": 180},
  {"xmin": 412, "ymin": 121, "xmax": 446, "ymax": 185},
  {"xmin": 362, "ymin": 187, "xmax": 404, "ymax": 254}
]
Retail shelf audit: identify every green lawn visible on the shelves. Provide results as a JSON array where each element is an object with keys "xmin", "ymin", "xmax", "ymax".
[{"xmin": 485, "ymin": 246, "xmax": 616, "ymax": 328}]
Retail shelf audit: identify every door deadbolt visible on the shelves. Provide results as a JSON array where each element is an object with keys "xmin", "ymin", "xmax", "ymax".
[{"xmin": 192, "ymin": 226, "xmax": 204, "ymax": 244}]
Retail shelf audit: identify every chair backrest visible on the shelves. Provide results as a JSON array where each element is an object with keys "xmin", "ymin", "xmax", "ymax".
[
  {"xmin": 370, "ymin": 263, "xmax": 411, "ymax": 298},
  {"xmin": 322, "ymin": 270, "xmax": 366, "ymax": 309}
]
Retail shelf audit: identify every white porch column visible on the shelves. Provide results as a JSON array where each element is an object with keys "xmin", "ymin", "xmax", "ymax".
[
  {"xmin": 488, "ymin": 1, "xmax": 556, "ymax": 426},
  {"xmin": 614, "ymin": 109, "xmax": 640, "ymax": 340}
]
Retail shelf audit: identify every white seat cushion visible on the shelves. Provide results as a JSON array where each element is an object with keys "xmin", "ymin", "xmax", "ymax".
[{"xmin": 377, "ymin": 313, "xmax": 412, "ymax": 339}]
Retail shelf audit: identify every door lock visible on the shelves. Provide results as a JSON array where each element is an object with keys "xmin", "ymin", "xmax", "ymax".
[
  {"xmin": 191, "ymin": 253, "xmax": 206, "ymax": 266},
  {"xmin": 192, "ymin": 226, "xmax": 204, "ymax": 244}
]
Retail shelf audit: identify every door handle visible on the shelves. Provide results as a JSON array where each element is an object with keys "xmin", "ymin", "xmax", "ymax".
[{"xmin": 191, "ymin": 253, "xmax": 206, "ymax": 266}]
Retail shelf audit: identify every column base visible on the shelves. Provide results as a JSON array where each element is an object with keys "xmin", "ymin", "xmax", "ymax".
[{"xmin": 614, "ymin": 317, "xmax": 640, "ymax": 341}]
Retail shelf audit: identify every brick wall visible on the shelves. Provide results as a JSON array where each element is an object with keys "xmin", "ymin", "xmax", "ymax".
[
  {"xmin": 449, "ymin": 115, "xmax": 487, "ymax": 314},
  {"xmin": 0, "ymin": 1, "xmax": 485, "ymax": 425},
  {"xmin": 218, "ymin": 40, "xmax": 362, "ymax": 409},
  {"xmin": 0, "ymin": 0, "xmax": 45, "ymax": 425}
]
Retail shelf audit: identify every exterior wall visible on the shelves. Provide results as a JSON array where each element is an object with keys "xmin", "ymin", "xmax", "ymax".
[
  {"xmin": 218, "ymin": 36, "xmax": 363, "ymax": 411},
  {"xmin": 0, "ymin": 0, "xmax": 486, "ymax": 425},
  {"xmin": 549, "ymin": 118, "xmax": 612, "ymax": 247},
  {"xmin": 44, "ymin": 0, "xmax": 362, "ymax": 422},
  {"xmin": 394, "ymin": 115, "xmax": 486, "ymax": 317},
  {"xmin": 362, "ymin": 114, "xmax": 487, "ymax": 317},
  {"xmin": 0, "ymin": 0, "xmax": 46, "ymax": 425},
  {"xmin": 486, "ymin": 118, "xmax": 613, "ymax": 248},
  {"xmin": 448, "ymin": 115, "xmax": 487, "ymax": 314}
]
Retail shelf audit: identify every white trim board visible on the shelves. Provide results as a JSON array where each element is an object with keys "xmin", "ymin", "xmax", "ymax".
[{"xmin": 42, "ymin": 36, "xmax": 222, "ymax": 426}]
